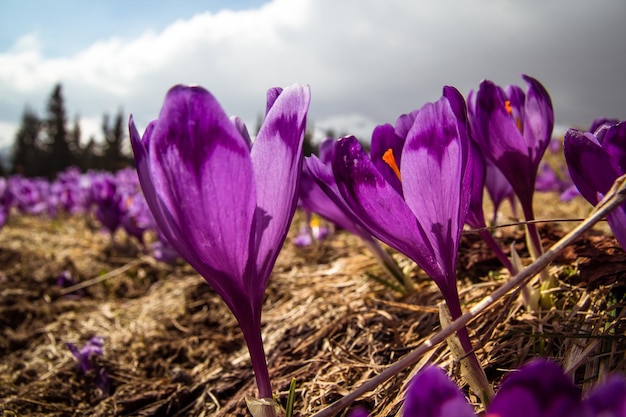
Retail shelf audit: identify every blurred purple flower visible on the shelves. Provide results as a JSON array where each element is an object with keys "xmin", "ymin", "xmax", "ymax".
[
  {"xmin": 56, "ymin": 270, "xmax": 85, "ymax": 299},
  {"xmin": 130, "ymin": 84, "xmax": 310, "ymax": 401},
  {"xmin": 564, "ymin": 120, "xmax": 626, "ymax": 248},
  {"xmin": 66, "ymin": 335, "xmax": 110, "ymax": 396},
  {"xmin": 0, "ymin": 177, "xmax": 11, "ymax": 228},
  {"xmin": 9, "ymin": 176, "xmax": 49, "ymax": 215},
  {"xmin": 151, "ymin": 230, "xmax": 179, "ymax": 264},
  {"xmin": 89, "ymin": 172, "xmax": 125, "ymax": 235},
  {"xmin": 349, "ymin": 359, "xmax": 626, "ymax": 417}
]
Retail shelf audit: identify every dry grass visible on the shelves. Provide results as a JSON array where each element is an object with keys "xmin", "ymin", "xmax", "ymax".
[{"xmin": 0, "ymin": 185, "xmax": 625, "ymax": 416}]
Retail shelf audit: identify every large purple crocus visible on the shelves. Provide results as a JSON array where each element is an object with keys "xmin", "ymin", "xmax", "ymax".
[
  {"xmin": 564, "ymin": 120, "xmax": 626, "ymax": 249},
  {"xmin": 129, "ymin": 84, "xmax": 310, "ymax": 405},
  {"xmin": 330, "ymin": 87, "xmax": 481, "ymax": 377},
  {"xmin": 469, "ymin": 75, "xmax": 554, "ymax": 258},
  {"xmin": 349, "ymin": 358, "xmax": 626, "ymax": 417}
]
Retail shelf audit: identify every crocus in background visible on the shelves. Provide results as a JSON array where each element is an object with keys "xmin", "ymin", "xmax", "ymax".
[
  {"xmin": 302, "ymin": 138, "xmax": 410, "ymax": 291},
  {"xmin": 564, "ymin": 120, "xmax": 626, "ymax": 249},
  {"xmin": 130, "ymin": 84, "xmax": 310, "ymax": 413},
  {"xmin": 349, "ymin": 358, "xmax": 626, "ymax": 417},
  {"xmin": 0, "ymin": 177, "xmax": 11, "ymax": 229},
  {"xmin": 469, "ymin": 74, "xmax": 554, "ymax": 262},
  {"xmin": 88, "ymin": 172, "xmax": 125, "ymax": 238},
  {"xmin": 67, "ymin": 335, "xmax": 110, "ymax": 396},
  {"xmin": 465, "ymin": 141, "xmax": 516, "ymax": 274},
  {"xmin": 330, "ymin": 86, "xmax": 491, "ymax": 400}
]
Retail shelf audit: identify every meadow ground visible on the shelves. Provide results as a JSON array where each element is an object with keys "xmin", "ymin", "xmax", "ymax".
[{"xmin": 0, "ymin": 185, "xmax": 625, "ymax": 416}]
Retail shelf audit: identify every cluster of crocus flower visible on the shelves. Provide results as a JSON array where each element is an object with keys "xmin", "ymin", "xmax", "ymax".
[
  {"xmin": 565, "ymin": 119, "xmax": 626, "ymax": 249},
  {"xmin": 130, "ymin": 83, "xmax": 310, "ymax": 411},
  {"xmin": 349, "ymin": 358, "xmax": 626, "ymax": 417},
  {"xmin": 66, "ymin": 335, "xmax": 110, "ymax": 396},
  {"xmin": 0, "ymin": 166, "xmax": 177, "ymax": 262}
]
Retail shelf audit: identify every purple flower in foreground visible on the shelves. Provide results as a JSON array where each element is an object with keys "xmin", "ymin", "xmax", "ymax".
[
  {"xmin": 564, "ymin": 120, "xmax": 626, "ymax": 249},
  {"xmin": 66, "ymin": 336, "xmax": 110, "ymax": 395},
  {"xmin": 130, "ymin": 84, "xmax": 310, "ymax": 402},
  {"xmin": 349, "ymin": 359, "xmax": 626, "ymax": 417}
]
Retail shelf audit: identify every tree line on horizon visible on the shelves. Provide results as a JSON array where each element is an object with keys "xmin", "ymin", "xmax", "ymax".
[{"xmin": 8, "ymin": 83, "xmax": 133, "ymax": 178}]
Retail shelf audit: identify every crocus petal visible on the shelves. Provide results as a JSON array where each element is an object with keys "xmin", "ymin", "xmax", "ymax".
[
  {"xmin": 584, "ymin": 374, "xmax": 626, "ymax": 416},
  {"xmin": 564, "ymin": 129, "xmax": 617, "ymax": 205},
  {"xmin": 521, "ymin": 74, "xmax": 554, "ymax": 171},
  {"xmin": 403, "ymin": 365, "xmax": 476, "ymax": 417},
  {"xmin": 265, "ymin": 87, "xmax": 284, "ymax": 115},
  {"xmin": 486, "ymin": 359, "xmax": 583, "ymax": 417},
  {"xmin": 301, "ymin": 155, "xmax": 370, "ymax": 239},
  {"xmin": 606, "ymin": 204, "xmax": 626, "ymax": 250},
  {"xmin": 401, "ymin": 91, "xmax": 471, "ymax": 296},
  {"xmin": 144, "ymin": 85, "xmax": 257, "ymax": 308},
  {"xmin": 317, "ymin": 137, "xmax": 336, "ymax": 164},
  {"xmin": 395, "ymin": 108, "xmax": 420, "ymax": 139},
  {"xmin": 230, "ymin": 116, "xmax": 252, "ymax": 148},
  {"xmin": 370, "ymin": 124, "xmax": 405, "ymax": 195},
  {"xmin": 251, "ymin": 84, "xmax": 310, "ymax": 290},
  {"xmin": 332, "ymin": 136, "xmax": 437, "ymax": 276},
  {"xmin": 602, "ymin": 121, "xmax": 626, "ymax": 173}
]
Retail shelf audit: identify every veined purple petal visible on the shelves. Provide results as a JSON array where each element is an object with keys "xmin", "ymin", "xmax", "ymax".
[
  {"xmin": 146, "ymin": 85, "xmax": 257, "ymax": 307},
  {"xmin": 265, "ymin": 87, "xmax": 284, "ymax": 115},
  {"xmin": 332, "ymin": 136, "xmax": 438, "ymax": 277},
  {"xmin": 251, "ymin": 84, "xmax": 310, "ymax": 292},
  {"xmin": 486, "ymin": 359, "xmax": 583, "ymax": 417},
  {"xmin": 403, "ymin": 365, "xmax": 475, "ymax": 417},
  {"xmin": 521, "ymin": 74, "xmax": 554, "ymax": 171},
  {"xmin": 395, "ymin": 108, "xmax": 420, "ymax": 139},
  {"xmin": 401, "ymin": 92, "xmax": 471, "ymax": 297}
]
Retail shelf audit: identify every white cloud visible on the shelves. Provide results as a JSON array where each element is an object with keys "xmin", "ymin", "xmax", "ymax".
[{"xmin": 0, "ymin": 0, "xmax": 625, "ymax": 152}]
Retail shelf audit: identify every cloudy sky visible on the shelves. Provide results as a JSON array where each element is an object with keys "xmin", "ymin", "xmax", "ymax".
[{"xmin": 1, "ymin": 0, "xmax": 625, "ymax": 149}]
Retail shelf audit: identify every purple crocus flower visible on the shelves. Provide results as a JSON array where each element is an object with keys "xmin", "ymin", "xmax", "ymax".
[
  {"xmin": 130, "ymin": 84, "xmax": 310, "ymax": 403},
  {"xmin": 89, "ymin": 172, "xmax": 124, "ymax": 235},
  {"xmin": 0, "ymin": 177, "xmax": 11, "ymax": 228},
  {"xmin": 331, "ymin": 86, "xmax": 476, "ymax": 356},
  {"xmin": 564, "ymin": 120, "xmax": 626, "ymax": 248},
  {"xmin": 469, "ymin": 75, "xmax": 554, "ymax": 256},
  {"xmin": 66, "ymin": 335, "xmax": 110, "ymax": 396},
  {"xmin": 349, "ymin": 359, "xmax": 626, "ymax": 417},
  {"xmin": 303, "ymin": 138, "xmax": 410, "ymax": 290}
]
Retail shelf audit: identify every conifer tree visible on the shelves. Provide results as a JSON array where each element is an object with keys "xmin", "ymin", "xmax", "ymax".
[
  {"xmin": 45, "ymin": 83, "xmax": 74, "ymax": 176},
  {"xmin": 11, "ymin": 106, "xmax": 44, "ymax": 176}
]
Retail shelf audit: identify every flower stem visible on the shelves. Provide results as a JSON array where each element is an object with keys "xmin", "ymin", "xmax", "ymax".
[
  {"xmin": 240, "ymin": 321, "xmax": 276, "ymax": 417},
  {"xmin": 478, "ymin": 229, "xmax": 516, "ymax": 274}
]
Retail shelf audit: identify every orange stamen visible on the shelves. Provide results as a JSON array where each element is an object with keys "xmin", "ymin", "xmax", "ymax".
[
  {"xmin": 382, "ymin": 148, "xmax": 402, "ymax": 181},
  {"xmin": 504, "ymin": 100, "xmax": 513, "ymax": 115},
  {"xmin": 505, "ymin": 100, "xmax": 523, "ymax": 131}
]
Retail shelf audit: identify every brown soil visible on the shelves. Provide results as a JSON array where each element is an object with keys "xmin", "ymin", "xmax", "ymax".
[{"xmin": 1, "ymin": 191, "xmax": 625, "ymax": 416}]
